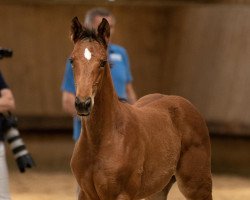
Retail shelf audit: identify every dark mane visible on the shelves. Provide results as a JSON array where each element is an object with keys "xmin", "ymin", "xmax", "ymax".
[
  {"xmin": 79, "ymin": 28, "xmax": 107, "ymax": 47},
  {"xmin": 71, "ymin": 17, "xmax": 109, "ymax": 47}
]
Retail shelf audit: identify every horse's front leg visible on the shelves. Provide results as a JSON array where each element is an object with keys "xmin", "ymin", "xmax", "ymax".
[
  {"xmin": 78, "ymin": 190, "xmax": 85, "ymax": 200},
  {"xmin": 145, "ymin": 176, "xmax": 176, "ymax": 200},
  {"xmin": 116, "ymin": 193, "xmax": 132, "ymax": 200},
  {"xmin": 78, "ymin": 190, "xmax": 93, "ymax": 200}
]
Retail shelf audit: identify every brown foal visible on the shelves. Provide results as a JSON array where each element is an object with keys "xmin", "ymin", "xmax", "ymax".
[{"xmin": 70, "ymin": 17, "xmax": 212, "ymax": 200}]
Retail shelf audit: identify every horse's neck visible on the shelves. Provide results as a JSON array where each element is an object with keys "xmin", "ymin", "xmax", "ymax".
[{"xmin": 82, "ymin": 65, "xmax": 120, "ymax": 145}]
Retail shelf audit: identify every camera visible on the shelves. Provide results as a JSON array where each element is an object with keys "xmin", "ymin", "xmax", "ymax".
[
  {"xmin": 1, "ymin": 113, "xmax": 35, "ymax": 172},
  {"xmin": 0, "ymin": 48, "xmax": 13, "ymax": 59}
]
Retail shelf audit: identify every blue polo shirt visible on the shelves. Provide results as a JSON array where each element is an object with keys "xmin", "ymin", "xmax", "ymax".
[{"xmin": 61, "ymin": 44, "xmax": 133, "ymax": 141}]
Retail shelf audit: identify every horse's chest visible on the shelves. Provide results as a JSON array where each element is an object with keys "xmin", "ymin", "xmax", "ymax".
[
  {"xmin": 93, "ymin": 164, "xmax": 142, "ymax": 198},
  {"xmin": 78, "ymin": 159, "xmax": 142, "ymax": 199},
  {"xmin": 71, "ymin": 135, "xmax": 144, "ymax": 198}
]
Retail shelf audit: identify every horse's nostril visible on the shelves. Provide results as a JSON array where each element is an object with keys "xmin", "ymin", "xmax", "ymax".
[
  {"xmin": 75, "ymin": 97, "xmax": 80, "ymax": 105},
  {"xmin": 84, "ymin": 97, "xmax": 92, "ymax": 109},
  {"xmin": 75, "ymin": 97, "xmax": 83, "ymax": 110},
  {"xmin": 75, "ymin": 97, "xmax": 92, "ymax": 114}
]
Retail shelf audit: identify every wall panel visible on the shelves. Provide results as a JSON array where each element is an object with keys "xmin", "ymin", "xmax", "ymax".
[{"xmin": 0, "ymin": 2, "xmax": 250, "ymax": 134}]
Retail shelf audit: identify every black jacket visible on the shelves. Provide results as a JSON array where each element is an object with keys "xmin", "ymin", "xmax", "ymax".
[{"xmin": 0, "ymin": 72, "xmax": 9, "ymax": 141}]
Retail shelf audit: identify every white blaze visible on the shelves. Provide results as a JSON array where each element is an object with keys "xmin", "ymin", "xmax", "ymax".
[{"xmin": 84, "ymin": 48, "xmax": 92, "ymax": 60}]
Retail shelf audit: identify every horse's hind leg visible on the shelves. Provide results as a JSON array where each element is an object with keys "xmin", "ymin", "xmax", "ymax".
[
  {"xmin": 146, "ymin": 176, "xmax": 176, "ymax": 200},
  {"xmin": 175, "ymin": 146, "xmax": 212, "ymax": 200}
]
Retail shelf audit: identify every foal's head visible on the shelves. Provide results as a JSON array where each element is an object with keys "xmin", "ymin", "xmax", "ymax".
[{"xmin": 70, "ymin": 17, "xmax": 110, "ymax": 116}]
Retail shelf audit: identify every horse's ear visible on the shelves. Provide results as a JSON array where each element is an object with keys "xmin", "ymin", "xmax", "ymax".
[
  {"xmin": 97, "ymin": 18, "xmax": 110, "ymax": 47},
  {"xmin": 71, "ymin": 17, "xmax": 83, "ymax": 43}
]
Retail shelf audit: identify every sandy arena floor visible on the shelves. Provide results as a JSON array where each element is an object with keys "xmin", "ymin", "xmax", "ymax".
[
  {"xmin": 9, "ymin": 171, "xmax": 250, "ymax": 200},
  {"xmin": 6, "ymin": 133, "xmax": 250, "ymax": 200}
]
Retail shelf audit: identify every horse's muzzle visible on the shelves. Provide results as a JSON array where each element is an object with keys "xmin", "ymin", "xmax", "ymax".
[{"xmin": 75, "ymin": 96, "xmax": 92, "ymax": 116}]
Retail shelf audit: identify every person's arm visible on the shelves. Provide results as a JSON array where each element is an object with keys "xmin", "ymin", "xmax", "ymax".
[
  {"xmin": 0, "ymin": 88, "xmax": 15, "ymax": 112},
  {"xmin": 126, "ymin": 83, "xmax": 137, "ymax": 104},
  {"xmin": 61, "ymin": 59, "xmax": 77, "ymax": 116},
  {"xmin": 62, "ymin": 91, "xmax": 76, "ymax": 116},
  {"xmin": 121, "ymin": 48, "xmax": 137, "ymax": 104}
]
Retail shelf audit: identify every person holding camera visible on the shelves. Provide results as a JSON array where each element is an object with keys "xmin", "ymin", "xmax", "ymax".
[
  {"xmin": 0, "ymin": 71, "xmax": 15, "ymax": 200},
  {"xmin": 0, "ymin": 48, "xmax": 35, "ymax": 200}
]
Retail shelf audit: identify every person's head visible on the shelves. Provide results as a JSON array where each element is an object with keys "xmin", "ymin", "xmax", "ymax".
[{"xmin": 84, "ymin": 7, "xmax": 115, "ymax": 40}]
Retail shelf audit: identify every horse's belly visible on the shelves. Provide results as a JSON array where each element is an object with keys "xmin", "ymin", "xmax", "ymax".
[
  {"xmin": 137, "ymin": 150, "xmax": 179, "ymax": 198},
  {"xmin": 136, "ymin": 174, "xmax": 174, "ymax": 199},
  {"xmin": 135, "ymin": 115, "xmax": 181, "ymax": 198}
]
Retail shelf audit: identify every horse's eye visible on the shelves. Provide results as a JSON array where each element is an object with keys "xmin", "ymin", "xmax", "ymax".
[
  {"xmin": 69, "ymin": 58, "xmax": 74, "ymax": 64},
  {"xmin": 100, "ymin": 60, "xmax": 107, "ymax": 68}
]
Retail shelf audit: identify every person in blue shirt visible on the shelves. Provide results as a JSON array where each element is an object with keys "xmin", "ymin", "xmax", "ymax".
[{"xmin": 61, "ymin": 7, "xmax": 137, "ymax": 141}]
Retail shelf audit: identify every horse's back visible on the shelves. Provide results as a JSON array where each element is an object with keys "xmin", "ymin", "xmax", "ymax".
[
  {"xmin": 134, "ymin": 93, "xmax": 165, "ymax": 108},
  {"xmin": 135, "ymin": 93, "xmax": 199, "ymax": 116},
  {"xmin": 134, "ymin": 93, "xmax": 209, "ymax": 149}
]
